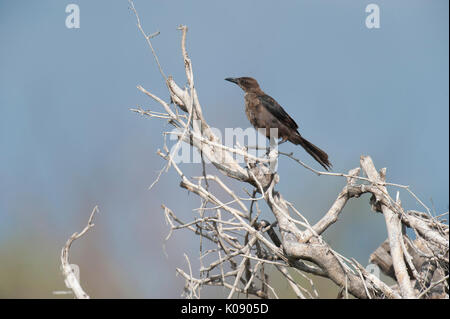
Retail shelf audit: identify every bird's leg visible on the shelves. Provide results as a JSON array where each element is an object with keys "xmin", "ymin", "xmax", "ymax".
[
  {"xmin": 265, "ymin": 137, "xmax": 275, "ymax": 156},
  {"xmin": 266, "ymin": 136, "xmax": 281, "ymax": 156},
  {"xmin": 265, "ymin": 135, "xmax": 280, "ymax": 173},
  {"xmin": 266, "ymin": 138, "xmax": 286, "ymax": 154},
  {"xmin": 246, "ymin": 144, "xmax": 269, "ymax": 160}
]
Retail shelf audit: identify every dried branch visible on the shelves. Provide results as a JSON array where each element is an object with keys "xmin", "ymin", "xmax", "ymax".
[
  {"xmin": 60, "ymin": 206, "xmax": 99, "ymax": 299},
  {"xmin": 360, "ymin": 156, "xmax": 417, "ymax": 298}
]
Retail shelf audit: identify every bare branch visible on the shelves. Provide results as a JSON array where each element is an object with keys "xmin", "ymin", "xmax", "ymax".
[{"xmin": 60, "ymin": 206, "xmax": 99, "ymax": 299}]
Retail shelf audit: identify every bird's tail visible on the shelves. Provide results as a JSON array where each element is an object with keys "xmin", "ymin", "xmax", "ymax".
[{"xmin": 290, "ymin": 133, "xmax": 332, "ymax": 171}]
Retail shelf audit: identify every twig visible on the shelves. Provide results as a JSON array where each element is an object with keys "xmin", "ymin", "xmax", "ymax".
[
  {"xmin": 417, "ymin": 275, "xmax": 449, "ymax": 299},
  {"xmin": 60, "ymin": 206, "xmax": 99, "ymax": 299},
  {"xmin": 128, "ymin": 0, "xmax": 166, "ymax": 80}
]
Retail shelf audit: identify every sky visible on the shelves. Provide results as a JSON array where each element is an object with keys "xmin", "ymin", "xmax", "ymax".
[{"xmin": 0, "ymin": 0, "xmax": 448, "ymax": 298}]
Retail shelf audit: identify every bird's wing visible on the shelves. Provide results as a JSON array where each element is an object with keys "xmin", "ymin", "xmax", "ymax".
[{"xmin": 258, "ymin": 95, "xmax": 299, "ymax": 130}]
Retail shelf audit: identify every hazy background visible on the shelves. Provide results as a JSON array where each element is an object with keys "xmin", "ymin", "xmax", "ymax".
[{"xmin": 0, "ymin": 0, "xmax": 448, "ymax": 298}]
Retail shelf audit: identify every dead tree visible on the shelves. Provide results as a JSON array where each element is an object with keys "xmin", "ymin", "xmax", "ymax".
[{"xmin": 128, "ymin": 2, "xmax": 448, "ymax": 299}]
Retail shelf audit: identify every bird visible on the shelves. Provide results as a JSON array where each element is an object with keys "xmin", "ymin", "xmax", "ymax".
[{"xmin": 225, "ymin": 77, "xmax": 331, "ymax": 170}]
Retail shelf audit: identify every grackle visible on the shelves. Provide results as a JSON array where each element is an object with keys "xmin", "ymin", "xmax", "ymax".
[{"xmin": 225, "ymin": 77, "xmax": 331, "ymax": 170}]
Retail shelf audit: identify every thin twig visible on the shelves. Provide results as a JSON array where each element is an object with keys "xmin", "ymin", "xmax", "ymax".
[{"xmin": 60, "ymin": 206, "xmax": 99, "ymax": 299}]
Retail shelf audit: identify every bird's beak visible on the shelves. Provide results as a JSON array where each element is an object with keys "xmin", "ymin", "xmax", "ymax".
[{"xmin": 225, "ymin": 77, "xmax": 239, "ymax": 84}]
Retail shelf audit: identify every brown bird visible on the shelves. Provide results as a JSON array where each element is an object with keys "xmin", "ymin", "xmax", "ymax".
[{"xmin": 225, "ymin": 77, "xmax": 331, "ymax": 170}]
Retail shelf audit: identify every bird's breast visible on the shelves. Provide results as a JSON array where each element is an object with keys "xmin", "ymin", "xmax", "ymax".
[{"xmin": 244, "ymin": 93, "xmax": 260, "ymax": 127}]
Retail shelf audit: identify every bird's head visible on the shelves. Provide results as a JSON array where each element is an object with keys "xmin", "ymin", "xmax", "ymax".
[{"xmin": 225, "ymin": 77, "xmax": 261, "ymax": 93}]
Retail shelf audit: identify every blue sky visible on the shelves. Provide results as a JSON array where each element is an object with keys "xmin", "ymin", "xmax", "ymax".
[{"xmin": 0, "ymin": 0, "xmax": 448, "ymax": 297}]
